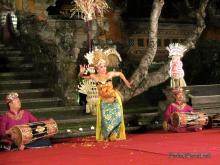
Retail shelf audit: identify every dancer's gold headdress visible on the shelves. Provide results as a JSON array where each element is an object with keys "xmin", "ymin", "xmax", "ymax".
[
  {"xmin": 93, "ymin": 49, "xmax": 108, "ymax": 67},
  {"xmin": 84, "ymin": 47, "xmax": 122, "ymax": 67},
  {"xmin": 84, "ymin": 48, "xmax": 108, "ymax": 67}
]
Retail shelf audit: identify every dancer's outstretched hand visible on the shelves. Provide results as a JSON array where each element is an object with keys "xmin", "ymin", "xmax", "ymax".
[{"xmin": 79, "ymin": 64, "xmax": 88, "ymax": 76}]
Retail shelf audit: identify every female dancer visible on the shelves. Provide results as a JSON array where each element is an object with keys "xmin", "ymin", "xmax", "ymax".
[{"xmin": 79, "ymin": 50, "xmax": 132, "ymax": 141}]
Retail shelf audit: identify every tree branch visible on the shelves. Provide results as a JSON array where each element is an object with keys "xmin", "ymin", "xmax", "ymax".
[
  {"xmin": 118, "ymin": 0, "xmax": 164, "ymax": 98},
  {"xmin": 118, "ymin": 0, "xmax": 209, "ymax": 102},
  {"xmin": 132, "ymin": 62, "xmax": 170, "ymax": 98},
  {"xmin": 184, "ymin": 0, "xmax": 209, "ymax": 50}
]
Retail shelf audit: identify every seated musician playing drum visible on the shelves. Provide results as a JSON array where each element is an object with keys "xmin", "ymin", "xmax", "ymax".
[
  {"xmin": 163, "ymin": 87, "xmax": 204, "ymax": 132},
  {"xmin": 0, "ymin": 92, "xmax": 51, "ymax": 151}
]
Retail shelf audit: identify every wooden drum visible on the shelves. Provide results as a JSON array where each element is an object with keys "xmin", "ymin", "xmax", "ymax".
[
  {"xmin": 171, "ymin": 112, "xmax": 208, "ymax": 128},
  {"xmin": 10, "ymin": 119, "xmax": 58, "ymax": 146}
]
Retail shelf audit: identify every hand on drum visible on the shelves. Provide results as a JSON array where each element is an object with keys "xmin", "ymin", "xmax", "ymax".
[
  {"xmin": 5, "ymin": 129, "xmax": 11, "ymax": 135},
  {"xmin": 6, "ymin": 129, "xmax": 24, "ymax": 150}
]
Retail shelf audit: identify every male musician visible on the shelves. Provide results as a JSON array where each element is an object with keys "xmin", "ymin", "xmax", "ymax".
[
  {"xmin": 163, "ymin": 87, "xmax": 203, "ymax": 132},
  {"xmin": 0, "ymin": 92, "xmax": 51, "ymax": 151}
]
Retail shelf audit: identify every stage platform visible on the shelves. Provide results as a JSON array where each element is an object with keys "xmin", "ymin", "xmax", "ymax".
[{"xmin": 1, "ymin": 128, "xmax": 220, "ymax": 165}]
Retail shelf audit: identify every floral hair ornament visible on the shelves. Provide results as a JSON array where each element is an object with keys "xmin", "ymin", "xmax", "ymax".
[
  {"xmin": 5, "ymin": 92, "xmax": 19, "ymax": 104},
  {"xmin": 166, "ymin": 43, "xmax": 187, "ymax": 58}
]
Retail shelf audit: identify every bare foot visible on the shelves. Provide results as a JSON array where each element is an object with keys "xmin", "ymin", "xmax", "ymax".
[{"xmin": 19, "ymin": 145, "xmax": 25, "ymax": 151}]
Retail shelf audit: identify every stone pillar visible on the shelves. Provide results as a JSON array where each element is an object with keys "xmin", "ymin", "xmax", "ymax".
[{"xmin": 41, "ymin": 19, "xmax": 87, "ymax": 106}]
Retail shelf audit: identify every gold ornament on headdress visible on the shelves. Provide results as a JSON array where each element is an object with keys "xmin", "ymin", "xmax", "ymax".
[
  {"xmin": 93, "ymin": 49, "xmax": 108, "ymax": 67},
  {"xmin": 85, "ymin": 48, "xmax": 108, "ymax": 67},
  {"xmin": 104, "ymin": 48, "xmax": 122, "ymax": 67},
  {"xmin": 71, "ymin": 0, "xmax": 110, "ymax": 21}
]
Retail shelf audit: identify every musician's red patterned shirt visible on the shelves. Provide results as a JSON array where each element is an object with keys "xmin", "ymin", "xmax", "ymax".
[{"xmin": 0, "ymin": 109, "xmax": 38, "ymax": 138}]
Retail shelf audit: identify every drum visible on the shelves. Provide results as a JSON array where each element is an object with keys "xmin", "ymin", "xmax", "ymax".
[
  {"xmin": 10, "ymin": 119, "xmax": 58, "ymax": 146},
  {"xmin": 210, "ymin": 114, "xmax": 220, "ymax": 128},
  {"xmin": 171, "ymin": 112, "xmax": 208, "ymax": 128}
]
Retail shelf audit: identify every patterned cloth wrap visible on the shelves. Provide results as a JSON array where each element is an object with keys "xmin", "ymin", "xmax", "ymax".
[
  {"xmin": 95, "ymin": 79, "xmax": 126, "ymax": 141},
  {"xmin": 100, "ymin": 98, "xmax": 122, "ymax": 138}
]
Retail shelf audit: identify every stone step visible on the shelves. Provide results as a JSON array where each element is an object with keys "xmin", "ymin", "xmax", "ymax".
[
  {"xmin": 0, "ymin": 54, "xmax": 33, "ymax": 67},
  {"xmin": 0, "ymin": 104, "xmax": 158, "ymax": 120},
  {"xmin": 1, "ymin": 56, "xmax": 25, "ymax": 61},
  {"xmin": 0, "ymin": 79, "xmax": 48, "ymax": 90},
  {"xmin": 0, "ymin": 105, "xmax": 84, "ymax": 116},
  {"xmin": 0, "ymin": 88, "xmax": 54, "ymax": 100},
  {"xmin": 0, "ymin": 44, "xmax": 17, "ymax": 49},
  {"xmin": 192, "ymin": 103, "xmax": 220, "ymax": 110},
  {"xmin": 56, "ymin": 112, "xmax": 159, "ymax": 129},
  {"xmin": 0, "ymin": 63, "xmax": 34, "ymax": 72},
  {"xmin": 124, "ymin": 104, "xmax": 157, "ymax": 113},
  {"xmin": 54, "ymin": 126, "xmax": 144, "ymax": 139},
  {"xmin": 0, "ymin": 104, "xmax": 158, "ymax": 121},
  {"xmin": 31, "ymin": 106, "xmax": 158, "ymax": 120},
  {"xmin": 0, "ymin": 97, "xmax": 63, "ymax": 110},
  {"xmin": 31, "ymin": 106, "xmax": 85, "ymax": 119},
  {"xmin": 0, "ymin": 50, "xmax": 22, "ymax": 55},
  {"xmin": 0, "ymin": 56, "xmax": 30, "ymax": 66},
  {"xmin": 0, "ymin": 72, "xmax": 44, "ymax": 80},
  {"xmin": 193, "ymin": 106, "xmax": 220, "ymax": 115},
  {"xmin": 54, "ymin": 112, "xmax": 161, "ymax": 138},
  {"xmin": 0, "ymin": 62, "xmax": 33, "ymax": 67},
  {"xmin": 55, "ymin": 129, "xmax": 95, "ymax": 139}
]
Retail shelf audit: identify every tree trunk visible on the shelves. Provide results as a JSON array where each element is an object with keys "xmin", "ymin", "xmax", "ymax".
[
  {"xmin": 118, "ymin": 0, "xmax": 164, "ymax": 100},
  {"xmin": 118, "ymin": 0, "xmax": 209, "ymax": 102}
]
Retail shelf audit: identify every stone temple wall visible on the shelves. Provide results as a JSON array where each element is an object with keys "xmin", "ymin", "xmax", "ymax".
[{"xmin": 17, "ymin": 15, "xmax": 90, "ymax": 105}]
